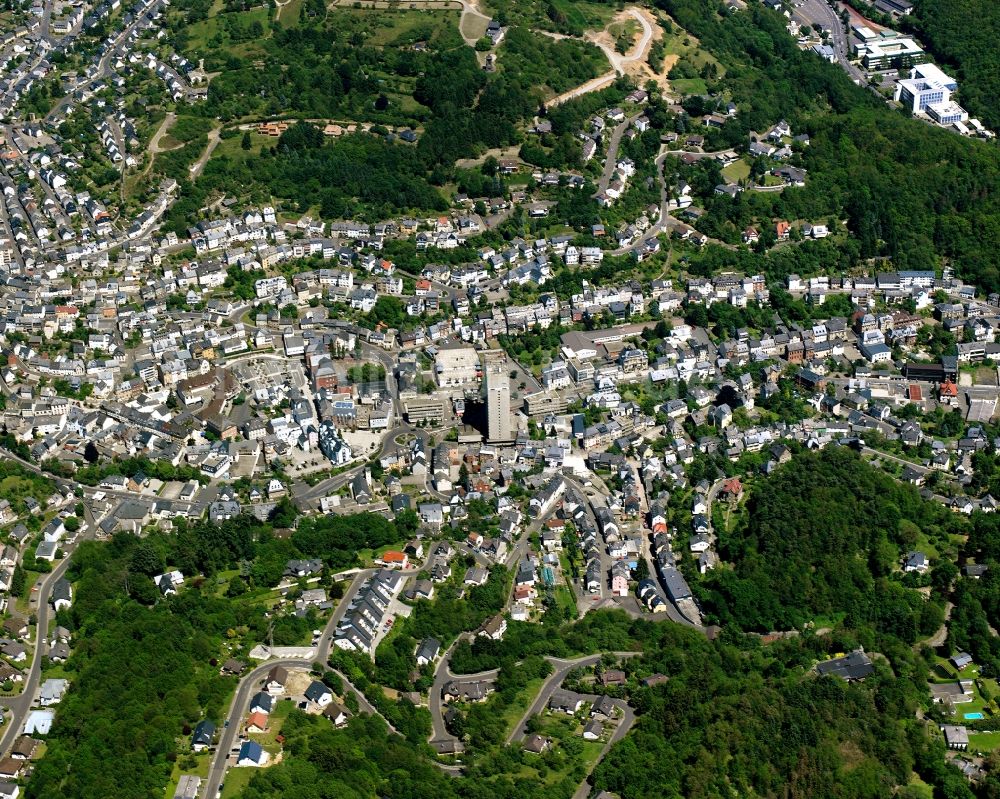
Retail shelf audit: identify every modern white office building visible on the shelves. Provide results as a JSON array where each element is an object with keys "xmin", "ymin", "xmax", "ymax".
[
  {"xmin": 927, "ymin": 100, "xmax": 969, "ymax": 126},
  {"xmin": 895, "ymin": 63, "xmax": 958, "ymax": 112},
  {"xmin": 860, "ymin": 37, "xmax": 924, "ymax": 70},
  {"xmin": 894, "ymin": 63, "xmax": 968, "ymax": 127}
]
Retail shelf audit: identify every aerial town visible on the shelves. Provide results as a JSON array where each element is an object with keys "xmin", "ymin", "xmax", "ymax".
[{"xmin": 0, "ymin": 0, "xmax": 992, "ymax": 796}]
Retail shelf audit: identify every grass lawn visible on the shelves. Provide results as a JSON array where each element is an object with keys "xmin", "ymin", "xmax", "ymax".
[
  {"xmin": 213, "ymin": 131, "xmax": 271, "ymax": 162},
  {"xmin": 164, "ymin": 753, "xmax": 212, "ymax": 799},
  {"xmin": 16, "ymin": 570, "xmax": 41, "ymax": 616},
  {"xmin": 220, "ymin": 766, "xmax": 255, "ymax": 799},
  {"xmin": 357, "ymin": 541, "xmax": 406, "ymax": 567},
  {"xmin": 516, "ymin": 713, "xmax": 607, "ymax": 784},
  {"xmin": 211, "ymin": 569, "xmax": 241, "ymax": 598},
  {"xmin": 671, "ymin": 78, "xmax": 708, "ymax": 95},
  {"xmin": 932, "ymin": 655, "xmax": 979, "ymax": 682},
  {"xmin": 551, "ymin": 0, "xmax": 615, "ymax": 29},
  {"xmin": 554, "ymin": 584, "xmax": 578, "ymax": 619},
  {"xmin": 660, "ymin": 21, "xmax": 723, "ymax": 66},
  {"xmin": 327, "ymin": 7, "xmax": 460, "ymax": 47},
  {"xmin": 460, "ymin": 9, "xmax": 488, "ymax": 40},
  {"xmin": 185, "ymin": 6, "xmax": 272, "ymax": 51},
  {"xmin": 929, "ymin": 656, "xmax": 996, "ymax": 719},
  {"xmin": 500, "ymin": 676, "xmax": 546, "ymax": 739},
  {"xmin": 904, "ymin": 774, "xmax": 934, "ymax": 799},
  {"xmin": 386, "ymin": 92, "xmax": 424, "ymax": 115},
  {"xmin": 558, "ymin": 551, "xmax": 576, "ymax": 575},
  {"xmin": 40, "ymin": 661, "xmax": 72, "ymax": 681},
  {"xmin": 969, "ymin": 731, "xmax": 1000, "ymax": 754},
  {"xmin": 375, "ymin": 615, "xmax": 407, "ymax": 650},
  {"xmin": 277, "ymin": 0, "xmax": 305, "ymax": 22},
  {"xmin": 721, "ymin": 159, "xmax": 750, "ymax": 183},
  {"xmin": 608, "ymin": 18, "xmax": 639, "ymax": 41},
  {"xmin": 808, "ymin": 612, "xmax": 847, "ymax": 631},
  {"xmin": 914, "ymin": 531, "xmax": 941, "ymax": 559},
  {"xmin": 248, "ymin": 699, "xmax": 295, "ymax": 756},
  {"xmin": 661, "ymin": 26, "xmax": 697, "ymax": 56},
  {"xmin": 957, "ymin": 694, "xmax": 990, "ymax": 718}
]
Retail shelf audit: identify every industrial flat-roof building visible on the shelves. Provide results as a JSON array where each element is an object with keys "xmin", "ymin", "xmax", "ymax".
[
  {"xmin": 434, "ymin": 345, "xmax": 480, "ymax": 387},
  {"xmin": 404, "ymin": 396, "xmax": 445, "ymax": 424}
]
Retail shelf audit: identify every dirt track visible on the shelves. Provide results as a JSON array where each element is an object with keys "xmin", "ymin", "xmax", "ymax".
[{"xmin": 546, "ymin": 7, "xmax": 669, "ymax": 107}]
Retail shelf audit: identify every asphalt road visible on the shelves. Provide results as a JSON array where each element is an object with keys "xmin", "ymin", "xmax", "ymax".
[
  {"xmin": 593, "ymin": 117, "xmax": 634, "ymax": 197},
  {"xmin": 570, "ymin": 699, "xmax": 635, "ymax": 799},
  {"xmin": 328, "ymin": 668, "xmax": 389, "ymax": 723},
  {"xmin": 201, "ymin": 569, "xmax": 373, "ymax": 798},
  {"xmin": 290, "ymin": 420, "xmax": 416, "ymax": 506},
  {"xmin": 0, "ymin": 445, "xmax": 206, "ymax": 519},
  {"xmin": 507, "ymin": 652, "xmax": 638, "ymax": 744},
  {"xmin": 429, "ymin": 638, "xmax": 499, "ymax": 744},
  {"xmin": 0, "ymin": 529, "xmax": 92, "ymax": 756},
  {"xmin": 796, "ymin": 0, "xmax": 865, "ymax": 85}
]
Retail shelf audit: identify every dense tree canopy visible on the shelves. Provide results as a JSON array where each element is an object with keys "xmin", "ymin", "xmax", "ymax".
[
  {"xmin": 700, "ymin": 447, "xmax": 956, "ymax": 638},
  {"xmin": 653, "ymin": 0, "xmax": 1000, "ymax": 292},
  {"xmin": 26, "ymin": 535, "xmax": 241, "ymax": 799},
  {"xmin": 911, "ymin": 0, "xmax": 1000, "ymax": 130},
  {"xmin": 591, "ymin": 624, "xmax": 972, "ymax": 799}
]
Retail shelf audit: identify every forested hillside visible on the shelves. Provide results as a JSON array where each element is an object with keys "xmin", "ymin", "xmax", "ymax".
[
  {"xmin": 652, "ymin": 0, "xmax": 1000, "ymax": 292},
  {"xmin": 155, "ymin": 0, "xmax": 1000, "ymax": 295},
  {"xmin": 22, "ymin": 464, "xmax": 998, "ymax": 799},
  {"xmin": 244, "ymin": 623, "xmax": 979, "ymax": 799},
  {"xmin": 911, "ymin": 0, "xmax": 1000, "ymax": 130},
  {"xmin": 24, "ymin": 508, "xmax": 421, "ymax": 799},
  {"xmin": 591, "ymin": 624, "xmax": 975, "ymax": 799},
  {"xmin": 700, "ymin": 447, "xmax": 958, "ymax": 637},
  {"xmin": 27, "ymin": 535, "xmax": 242, "ymax": 799}
]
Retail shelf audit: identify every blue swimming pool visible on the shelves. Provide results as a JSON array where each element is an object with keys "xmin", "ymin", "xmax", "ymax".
[{"xmin": 965, "ymin": 712, "xmax": 985, "ymax": 720}]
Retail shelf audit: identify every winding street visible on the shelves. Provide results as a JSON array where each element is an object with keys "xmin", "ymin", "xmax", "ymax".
[
  {"xmin": 201, "ymin": 569, "xmax": 373, "ymax": 799},
  {"xmin": 503, "ymin": 652, "xmax": 641, "ymax": 799},
  {"xmin": 605, "ymin": 144, "xmax": 736, "ymax": 257},
  {"xmin": 593, "ymin": 115, "xmax": 637, "ymax": 198},
  {"xmin": 506, "ymin": 652, "xmax": 639, "ymax": 744},
  {"xmin": 428, "ymin": 636, "xmax": 499, "ymax": 745},
  {"xmin": 571, "ymin": 699, "xmax": 636, "ymax": 799},
  {"xmin": 0, "ymin": 529, "xmax": 94, "ymax": 757}
]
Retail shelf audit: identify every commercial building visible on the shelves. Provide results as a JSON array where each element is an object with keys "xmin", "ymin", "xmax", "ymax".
[
  {"xmin": 896, "ymin": 77, "xmax": 948, "ymax": 113},
  {"xmin": 811, "ymin": 43, "xmax": 836, "ymax": 63},
  {"xmin": 873, "ymin": 0, "xmax": 913, "ymax": 15},
  {"xmin": 852, "ymin": 24, "xmax": 877, "ymax": 41},
  {"xmin": 523, "ymin": 390, "xmax": 569, "ymax": 417},
  {"xmin": 484, "ymin": 355, "xmax": 513, "ymax": 443},
  {"xmin": 404, "ymin": 396, "xmax": 445, "ymax": 424},
  {"xmin": 927, "ymin": 101, "xmax": 969, "ymax": 126},
  {"xmin": 434, "ymin": 345, "xmax": 480, "ymax": 387},
  {"xmin": 909, "ymin": 63, "xmax": 957, "ymax": 91}
]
